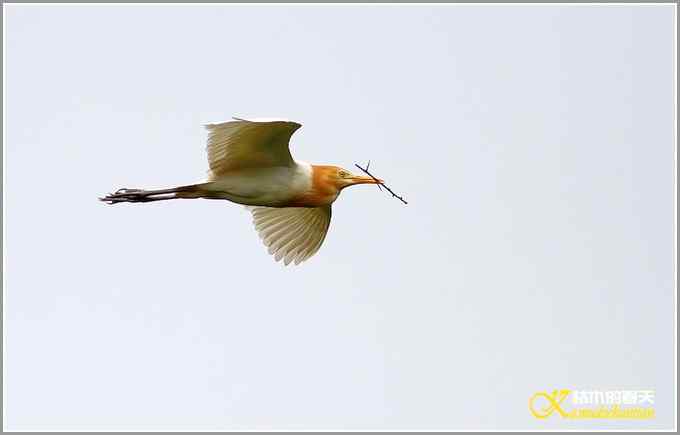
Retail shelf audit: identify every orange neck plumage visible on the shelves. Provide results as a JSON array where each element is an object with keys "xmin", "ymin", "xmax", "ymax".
[{"xmin": 285, "ymin": 165, "xmax": 339, "ymax": 207}]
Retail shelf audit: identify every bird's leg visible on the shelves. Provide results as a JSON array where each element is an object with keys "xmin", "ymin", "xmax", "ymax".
[
  {"xmin": 103, "ymin": 194, "xmax": 176, "ymax": 204},
  {"xmin": 100, "ymin": 187, "xmax": 180, "ymax": 204}
]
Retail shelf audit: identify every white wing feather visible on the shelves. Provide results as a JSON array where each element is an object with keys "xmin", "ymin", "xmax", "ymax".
[
  {"xmin": 205, "ymin": 118, "xmax": 301, "ymax": 178},
  {"xmin": 247, "ymin": 205, "xmax": 332, "ymax": 265}
]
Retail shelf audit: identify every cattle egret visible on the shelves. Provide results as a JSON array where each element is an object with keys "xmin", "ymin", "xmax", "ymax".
[{"xmin": 101, "ymin": 118, "xmax": 384, "ymax": 265}]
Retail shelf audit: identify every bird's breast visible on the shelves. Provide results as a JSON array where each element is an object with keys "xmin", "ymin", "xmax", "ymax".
[{"xmin": 284, "ymin": 191, "xmax": 338, "ymax": 207}]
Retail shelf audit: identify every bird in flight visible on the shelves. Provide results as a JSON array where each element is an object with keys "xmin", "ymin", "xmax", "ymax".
[{"xmin": 101, "ymin": 117, "xmax": 384, "ymax": 265}]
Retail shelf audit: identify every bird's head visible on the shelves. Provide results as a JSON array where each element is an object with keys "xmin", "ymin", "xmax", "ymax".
[
  {"xmin": 321, "ymin": 165, "xmax": 383, "ymax": 191},
  {"xmin": 303, "ymin": 165, "xmax": 383, "ymax": 206}
]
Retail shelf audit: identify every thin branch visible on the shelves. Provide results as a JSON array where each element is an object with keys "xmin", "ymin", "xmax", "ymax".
[
  {"xmin": 365, "ymin": 160, "xmax": 382, "ymax": 191},
  {"xmin": 354, "ymin": 161, "xmax": 408, "ymax": 205}
]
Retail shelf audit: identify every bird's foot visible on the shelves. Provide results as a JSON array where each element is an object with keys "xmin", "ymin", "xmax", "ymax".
[{"xmin": 100, "ymin": 188, "xmax": 151, "ymax": 204}]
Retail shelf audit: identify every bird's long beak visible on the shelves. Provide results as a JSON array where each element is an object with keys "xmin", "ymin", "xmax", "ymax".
[{"xmin": 349, "ymin": 175, "xmax": 383, "ymax": 185}]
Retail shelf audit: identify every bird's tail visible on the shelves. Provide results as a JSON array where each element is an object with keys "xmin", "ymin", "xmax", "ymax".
[{"xmin": 99, "ymin": 184, "xmax": 205, "ymax": 204}]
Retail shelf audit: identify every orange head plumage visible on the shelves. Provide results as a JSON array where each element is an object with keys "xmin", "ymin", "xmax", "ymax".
[
  {"xmin": 288, "ymin": 165, "xmax": 383, "ymax": 207},
  {"xmin": 313, "ymin": 165, "xmax": 383, "ymax": 191}
]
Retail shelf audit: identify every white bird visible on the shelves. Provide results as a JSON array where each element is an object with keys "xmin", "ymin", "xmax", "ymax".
[{"xmin": 101, "ymin": 118, "xmax": 383, "ymax": 265}]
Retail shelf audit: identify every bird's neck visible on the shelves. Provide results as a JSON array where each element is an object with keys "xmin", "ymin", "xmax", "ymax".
[
  {"xmin": 311, "ymin": 164, "xmax": 340, "ymax": 195},
  {"xmin": 286, "ymin": 164, "xmax": 339, "ymax": 207}
]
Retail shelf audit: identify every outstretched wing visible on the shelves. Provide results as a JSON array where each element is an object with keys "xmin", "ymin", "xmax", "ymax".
[
  {"xmin": 205, "ymin": 118, "xmax": 302, "ymax": 178},
  {"xmin": 246, "ymin": 205, "xmax": 332, "ymax": 265}
]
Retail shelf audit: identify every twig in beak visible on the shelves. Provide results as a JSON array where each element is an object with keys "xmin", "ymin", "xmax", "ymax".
[
  {"xmin": 366, "ymin": 160, "xmax": 382, "ymax": 191},
  {"xmin": 354, "ymin": 161, "xmax": 408, "ymax": 205}
]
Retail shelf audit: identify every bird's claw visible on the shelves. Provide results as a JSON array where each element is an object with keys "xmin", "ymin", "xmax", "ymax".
[{"xmin": 115, "ymin": 188, "xmax": 142, "ymax": 195}]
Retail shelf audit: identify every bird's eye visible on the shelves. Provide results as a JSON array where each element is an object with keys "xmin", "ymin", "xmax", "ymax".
[{"xmin": 339, "ymin": 171, "xmax": 348, "ymax": 178}]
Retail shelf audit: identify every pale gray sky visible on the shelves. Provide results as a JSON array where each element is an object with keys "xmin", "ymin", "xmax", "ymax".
[{"xmin": 4, "ymin": 4, "xmax": 675, "ymax": 430}]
